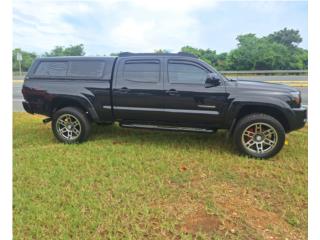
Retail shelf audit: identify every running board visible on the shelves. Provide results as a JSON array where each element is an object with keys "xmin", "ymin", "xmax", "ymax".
[{"xmin": 120, "ymin": 123, "xmax": 215, "ymax": 133}]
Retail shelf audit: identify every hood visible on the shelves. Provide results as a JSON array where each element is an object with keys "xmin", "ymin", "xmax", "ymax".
[{"xmin": 233, "ymin": 79, "xmax": 298, "ymax": 93}]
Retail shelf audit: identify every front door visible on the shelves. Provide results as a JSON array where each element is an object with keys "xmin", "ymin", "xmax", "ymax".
[
  {"xmin": 112, "ymin": 57, "xmax": 165, "ymax": 122},
  {"xmin": 162, "ymin": 58, "xmax": 228, "ymax": 128}
]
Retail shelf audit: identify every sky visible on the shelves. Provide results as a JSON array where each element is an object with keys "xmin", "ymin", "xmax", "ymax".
[{"xmin": 13, "ymin": 0, "xmax": 308, "ymax": 56}]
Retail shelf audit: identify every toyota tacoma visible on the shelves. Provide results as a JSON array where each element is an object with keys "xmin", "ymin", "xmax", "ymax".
[{"xmin": 22, "ymin": 52, "xmax": 307, "ymax": 158}]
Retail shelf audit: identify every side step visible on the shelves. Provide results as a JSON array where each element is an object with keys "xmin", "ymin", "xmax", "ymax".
[{"xmin": 120, "ymin": 123, "xmax": 216, "ymax": 133}]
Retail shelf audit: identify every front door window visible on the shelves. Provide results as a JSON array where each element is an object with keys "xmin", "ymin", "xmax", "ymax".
[{"xmin": 168, "ymin": 61, "xmax": 208, "ymax": 84}]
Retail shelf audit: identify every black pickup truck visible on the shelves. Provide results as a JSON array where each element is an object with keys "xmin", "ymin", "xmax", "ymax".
[{"xmin": 22, "ymin": 52, "xmax": 307, "ymax": 158}]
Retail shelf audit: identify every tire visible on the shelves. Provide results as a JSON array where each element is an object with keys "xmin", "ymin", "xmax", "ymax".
[
  {"xmin": 52, "ymin": 107, "xmax": 91, "ymax": 143},
  {"xmin": 233, "ymin": 113, "xmax": 285, "ymax": 159}
]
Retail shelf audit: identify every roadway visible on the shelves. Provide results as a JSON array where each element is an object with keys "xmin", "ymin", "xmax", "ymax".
[{"xmin": 13, "ymin": 82, "xmax": 308, "ymax": 112}]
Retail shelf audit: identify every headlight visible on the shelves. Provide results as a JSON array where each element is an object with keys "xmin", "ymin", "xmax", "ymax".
[{"xmin": 290, "ymin": 91, "xmax": 301, "ymax": 106}]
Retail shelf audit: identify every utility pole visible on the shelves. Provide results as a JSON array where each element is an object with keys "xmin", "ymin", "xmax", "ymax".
[{"xmin": 17, "ymin": 52, "xmax": 22, "ymax": 76}]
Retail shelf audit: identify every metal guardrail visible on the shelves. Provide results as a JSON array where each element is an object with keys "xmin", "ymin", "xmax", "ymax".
[
  {"xmin": 221, "ymin": 70, "xmax": 308, "ymax": 75},
  {"xmin": 13, "ymin": 70, "xmax": 308, "ymax": 78},
  {"xmin": 12, "ymin": 70, "xmax": 309, "ymax": 84},
  {"xmin": 13, "ymin": 72, "xmax": 27, "ymax": 76}
]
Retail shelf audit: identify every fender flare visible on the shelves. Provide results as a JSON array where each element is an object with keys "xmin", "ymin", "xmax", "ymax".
[
  {"xmin": 225, "ymin": 97, "xmax": 295, "ymax": 132},
  {"xmin": 50, "ymin": 95, "xmax": 99, "ymax": 121}
]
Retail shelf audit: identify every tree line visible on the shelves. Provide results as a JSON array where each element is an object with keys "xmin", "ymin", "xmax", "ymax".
[{"xmin": 12, "ymin": 28, "xmax": 307, "ymax": 72}]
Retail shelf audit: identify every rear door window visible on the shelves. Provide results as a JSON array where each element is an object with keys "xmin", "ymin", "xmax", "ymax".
[{"xmin": 123, "ymin": 60, "xmax": 160, "ymax": 83}]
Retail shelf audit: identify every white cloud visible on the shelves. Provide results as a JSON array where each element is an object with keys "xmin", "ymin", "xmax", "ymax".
[
  {"xmin": 121, "ymin": 0, "xmax": 218, "ymax": 13},
  {"xmin": 13, "ymin": 1, "xmax": 90, "ymax": 52},
  {"xmin": 110, "ymin": 18, "xmax": 155, "ymax": 50},
  {"xmin": 95, "ymin": 0, "xmax": 221, "ymax": 53},
  {"xmin": 13, "ymin": 0, "xmax": 307, "ymax": 55},
  {"xmin": 13, "ymin": 0, "xmax": 220, "ymax": 54}
]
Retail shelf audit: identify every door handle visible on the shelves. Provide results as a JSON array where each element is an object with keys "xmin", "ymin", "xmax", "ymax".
[
  {"xmin": 118, "ymin": 87, "xmax": 129, "ymax": 94},
  {"xmin": 166, "ymin": 89, "xmax": 179, "ymax": 96}
]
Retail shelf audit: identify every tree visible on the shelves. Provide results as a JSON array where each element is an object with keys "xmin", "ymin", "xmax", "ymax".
[
  {"xmin": 181, "ymin": 46, "xmax": 215, "ymax": 65},
  {"xmin": 110, "ymin": 52, "xmax": 120, "ymax": 56},
  {"xmin": 180, "ymin": 28, "xmax": 307, "ymax": 70},
  {"xmin": 216, "ymin": 52, "xmax": 228, "ymax": 70},
  {"xmin": 12, "ymin": 48, "xmax": 37, "ymax": 72},
  {"xmin": 44, "ymin": 44, "xmax": 85, "ymax": 56},
  {"xmin": 266, "ymin": 28, "xmax": 302, "ymax": 48},
  {"xmin": 181, "ymin": 46, "xmax": 228, "ymax": 70},
  {"xmin": 12, "ymin": 28, "xmax": 307, "ymax": 72},
  {"xmin": 154, "ymin": 49, "xmax": 170, "ymax": 53},
  {"xmin": 226, "ymin": 30, "xmax": 307, "ymax": 70}
]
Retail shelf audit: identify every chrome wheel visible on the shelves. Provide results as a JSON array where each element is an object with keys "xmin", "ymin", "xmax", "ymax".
[
  {"xmin": 241, "ymin": 122, "xmax": 278, "ymax": 154},
  {"xmin": 56, "ymin": 114, "xmax": 82, "ymax": 140}
]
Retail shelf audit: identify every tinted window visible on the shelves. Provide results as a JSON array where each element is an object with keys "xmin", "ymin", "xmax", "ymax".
[
  {"xmin": 34, "ymin": 61, "xmax": 68, "ymax": 77},
  {"xmin": 68, "ymin": 61, "xmax": 105, "ymax": 78},
  {"xmin": 123, "ymin": 60, "xmax": 160, "ymax": 83},
  {"xmin": 168, "ymin": 61, "xmax": 208, "ymax": 84}
]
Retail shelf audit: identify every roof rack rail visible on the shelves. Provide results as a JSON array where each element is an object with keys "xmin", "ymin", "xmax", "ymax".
[
  {"xmin": 177, "ymin": 52, "xmax": 198, "ymax": 58},
  {"xmin": 118, "ymin": 52, "xmax": 197, "ymax": 58}
]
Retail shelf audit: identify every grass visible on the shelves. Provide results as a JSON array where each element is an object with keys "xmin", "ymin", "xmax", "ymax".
[{"xmin": 13, "ymin": 112, "xmax": 308, "ymax": 239}]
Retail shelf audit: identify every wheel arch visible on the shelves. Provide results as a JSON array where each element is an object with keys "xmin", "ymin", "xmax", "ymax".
[
  {"xmin": 229, "ymin": 104, "xmax": 290, "ymax": 135},
  {"xmin": 50, "ymin": 96, "xmax": 99, "ymax": 121}
]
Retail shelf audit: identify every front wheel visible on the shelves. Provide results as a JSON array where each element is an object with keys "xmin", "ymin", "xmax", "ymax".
[
  {"xmin": 52, "ymin": 107, "xmax": 91, "ymax": 143},
  {"xmin": 233, "ymin": 113, "xmax": 285, "ymax": 159}
]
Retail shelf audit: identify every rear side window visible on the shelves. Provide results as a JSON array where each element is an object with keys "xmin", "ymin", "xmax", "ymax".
[
  {"xmin": 123, "ymin": 60, "xmax": 160, "ymax": 83},
  {"xmin": 168, "ymin": 61, "xmax": 208, "ymax": 84},
  {"xmin": 34, "ymin": 61, "xmax": 68, "ymax": 77},
  {"xmin": 68, "ymin": 61, "xmax": 105, "ymax": 78}
]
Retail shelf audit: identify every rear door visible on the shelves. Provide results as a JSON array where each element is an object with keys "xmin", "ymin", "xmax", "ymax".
[
  {"xmin": 162, "ymin": 58, "xmax": 228, "ymax": 127},
  {"xmin": 112, "ymin": 57, "xmax": 165, "ymax": 122}
]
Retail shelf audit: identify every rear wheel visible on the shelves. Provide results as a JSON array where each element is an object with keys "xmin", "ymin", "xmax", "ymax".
[
  {"xmin": 233, "ymin": 113, "xmax": 285, "ymax": 159},
  {"xmin": 52, "ymin": 107, "xmax": 91, "ymax": 143}
]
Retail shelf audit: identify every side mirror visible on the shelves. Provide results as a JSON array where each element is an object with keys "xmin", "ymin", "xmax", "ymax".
[{"xmin": 205, "ymin": 73, "xmax": 220, "ymax": 88}]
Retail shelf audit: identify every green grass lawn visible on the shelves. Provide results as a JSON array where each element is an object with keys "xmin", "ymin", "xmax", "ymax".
[{"xmin": 13, "ymin": 113, "xmax": 308, "ymax": 239}]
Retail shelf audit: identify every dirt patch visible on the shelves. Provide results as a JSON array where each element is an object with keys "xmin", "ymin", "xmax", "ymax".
[
  {"xmin": 151, "ymin": 181, "xmax": 304, "ymax": 239},
  {"xmin": 214, "ymin": 183, "xmax": 303, "ymax": 239},
  {"xmin": 181, "ymin": 209, "xmax": 221, "ymax": 234}
]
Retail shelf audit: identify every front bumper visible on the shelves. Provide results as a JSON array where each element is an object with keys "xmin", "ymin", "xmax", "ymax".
[{"xmin": 290, "ymin": 105, "xmax": 307, "ymax": 131}]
